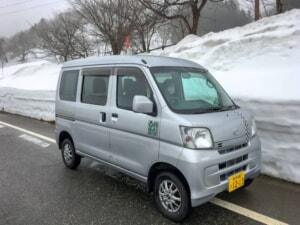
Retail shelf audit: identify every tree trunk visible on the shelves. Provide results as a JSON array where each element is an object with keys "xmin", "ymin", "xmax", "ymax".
[
  {"xmin": 111, "ymin": 40, "xmax": 121, "ymax": 55},
  {"xmin": 191, "ymin": 7, "xmax": 200, "ymax": 35},
  {"xmin": 276, "ymin": 0, "xmax": 283, "ymax": 14},
  {"xmin": 140, "ymin": 33, "xmax": 147, "ymax": 52},
  {"xmin": 255, "ymin": 0, "xmax": 260, "ymax": 21}
]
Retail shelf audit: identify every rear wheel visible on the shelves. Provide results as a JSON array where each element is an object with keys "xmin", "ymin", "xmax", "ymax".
[
  {"xmin": 61, "ymin": 139, "xmax": 81, "ymax": 169},
  {"xmin": 154, "ymin": 172, "xmax": 191, "ymax": 222}
]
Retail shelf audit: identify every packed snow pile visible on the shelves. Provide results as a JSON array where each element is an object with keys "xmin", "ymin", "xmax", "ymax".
[
  {"xmin": 0, "ymin": 10, "xmax": 300, "ymax": 183},
  {"xmin": 0, "ymin": 61, "xmax": 59, "ymax": 121},
  {"xmin": 152, "ymin": 9, "xmax": 300, "ymax": 102},
  {"xmin": 151, "ymin": 9, "xmax": 300, "ymax": 183}
]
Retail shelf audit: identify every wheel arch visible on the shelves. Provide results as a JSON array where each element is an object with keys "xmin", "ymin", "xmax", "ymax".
[
  {"xmin": 147, "ymin": 162, "xmax": 190, "ymax": 197},
  {"xmin": 58, "ymin": 131, "xmax": 74, "ymax": 150}
]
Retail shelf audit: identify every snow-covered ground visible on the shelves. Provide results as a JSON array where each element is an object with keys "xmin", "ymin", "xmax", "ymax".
[
  {"xmin": 0, "ymin": 61, "xmax": 59, "ymax": 120},
  {"xmin": 0, "ymin": 9, "xmax": 299, "ymax": 183}
]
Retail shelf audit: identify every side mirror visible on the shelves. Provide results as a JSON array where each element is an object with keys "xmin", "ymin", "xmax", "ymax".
[{"xmin": 133, "ymin": 95, "xmax": 153, "ymax": 114}]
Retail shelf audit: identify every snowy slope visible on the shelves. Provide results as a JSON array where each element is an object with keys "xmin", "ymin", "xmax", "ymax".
[
  {"xmin": 150, "ymin": 9, "xmax": 300, "ymax": 183},
  {"xmin": 152, "ymin": 9, "xmax": 300, "ymax": 101},
  {"xmin": 0, "ymin": 9, "xmax": 300, "ymax": 183}
]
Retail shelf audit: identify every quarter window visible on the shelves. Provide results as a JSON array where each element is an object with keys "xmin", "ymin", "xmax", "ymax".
[{"xmin": 59, "ymin": 70, "xmax": 79, "ymax": 102}]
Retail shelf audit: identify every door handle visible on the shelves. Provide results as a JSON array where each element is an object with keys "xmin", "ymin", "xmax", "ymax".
[
  {"xmin": 111, "ymin": 113, "xmax": 118, "ymax": 122},
  {"xmin": 100, "ymin": 112, "xmax": 106, "ymax": 123}
]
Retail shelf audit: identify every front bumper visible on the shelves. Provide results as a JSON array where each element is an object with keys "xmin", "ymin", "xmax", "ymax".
[{"xmin": 177, "ymin": 135, "xmax": 261, "ymax": 207}]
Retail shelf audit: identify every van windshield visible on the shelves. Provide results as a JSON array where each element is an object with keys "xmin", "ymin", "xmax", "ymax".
[{"xmin": 150, "ymin": 67, "xmax": 237, "ymax": 114}]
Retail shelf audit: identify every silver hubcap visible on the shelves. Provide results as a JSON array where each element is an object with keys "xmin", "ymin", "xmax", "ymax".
[
  {"xmin": 158, "ymin": 180, "xmax": 181, "ymax": 213},
  {"xmin": 63, "ymin": 144, "xmax": 73, "ymax": 163}
]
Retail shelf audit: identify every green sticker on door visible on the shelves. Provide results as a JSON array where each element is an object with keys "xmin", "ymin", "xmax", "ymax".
[{"xmin": 148, "ymin": 120, "xmax": 159, "ymax": 137}]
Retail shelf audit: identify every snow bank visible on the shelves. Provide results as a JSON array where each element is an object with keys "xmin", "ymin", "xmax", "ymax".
[
  {"xmin": 0, "ymin": 10, "xmax": 300, "ymax": 183},
  {"xmin": 0, "ymin": 61, "xmax": 60, "ymax": 90},
  {"xmin": 236, "ymin": 99, "xmax": 300, "ymax": 183},
  {"xmin": 150, "ymin": 9, "xmax": 300, "ymax": 183},
  {"xmin": 152, "ymin": 9, "xmax": 300, "ymax": 102},
  {"xmin": 0, "ymin": 61, "xmax": 60, "ymax": 121},
  {"xmin": 0, "ymin": 87, "xmax": 56, "ymax": 121}
]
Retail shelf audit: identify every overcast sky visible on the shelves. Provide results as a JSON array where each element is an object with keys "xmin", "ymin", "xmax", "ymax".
[
  {"xmin": 0, "ymin": 0, "xmax": 281, "ymax": 39},
  {"xmin": 0, "ymin": 0, "xmax": 71, "ymax": 38}
]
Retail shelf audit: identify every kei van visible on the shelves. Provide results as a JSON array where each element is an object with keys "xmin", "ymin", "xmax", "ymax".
[{"xmin": 55, "ymin": 55, "xmax": 261, "ymax": 221}]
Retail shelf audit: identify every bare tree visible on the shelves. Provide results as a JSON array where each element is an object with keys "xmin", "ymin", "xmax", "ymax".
[
  {"xmin": 73, "ymin": 25, "xmax": 95, "ymax": 58},
  {"xmin": 6, "ymin": 31, "xmax": 36, "ymax": 62},
  {"xmin": 241, "ymin": 0, "xmax": 272, "ymax": 20},
  {"xmin": 70, "ymin": 0, "xmax": 137, "ymax": 55},
  {"xmin": 34, "ymin": 12, "xmax": 92, "ymax": 61},
  {"xmin": 0, "ymin": 37, "xmax": 8, "ymax": 72},
  {"xmin": 0, "ymin": 38, "xmax": 8, "ymax": 62},
  {"xmin": 239, "ymin": 0, "xmax": 297, "ymax": 20},
  {"xmin": 138, "ymin": 0, "xmax": 224, "ymax": 35},
  {"xmin": 170, "ymin": 17, "xmax": 190, "ymax": 40},
  {"xmin": 130, "ymin": 4, "xmax": 164, "ymax": 52},
  {"xmin": 197, "ymin": 0, "xmax": 251, "ymax": 35}
]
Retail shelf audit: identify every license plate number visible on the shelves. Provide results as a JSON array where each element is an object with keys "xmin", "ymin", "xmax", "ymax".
[{"xmin": 228, "ymin": 171, "xmax": 245, "ymax": 192}]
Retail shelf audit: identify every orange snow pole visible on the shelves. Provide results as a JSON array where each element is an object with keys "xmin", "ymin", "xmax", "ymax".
[{"xmin": 125, "ymin": 36, "xmax": 130, "ymax": 49}]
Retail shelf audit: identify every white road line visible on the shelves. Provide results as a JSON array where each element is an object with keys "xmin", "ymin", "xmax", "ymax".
[
  {"xmin": 19, "ymin": 134, "xmax": 50, "ymax": 148},
  {"xmin": 0, "ymin": 120, "xmax": 290, "ymax": 225},
  {"xmin": 210, "ymin": 198, "xmax": 289, "ymax": 225},
  {"xmin": 0, "ymin": 124, "xmax": 4, "ymax": 128},
  {"xmin": 0, "ymin": 120, "xmax": 56, "ymax": 143}
]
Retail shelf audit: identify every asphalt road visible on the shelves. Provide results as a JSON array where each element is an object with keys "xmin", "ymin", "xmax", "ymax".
[{"xmin": 0, "ymin": 112, "xmax": 299, "ymax": 225}]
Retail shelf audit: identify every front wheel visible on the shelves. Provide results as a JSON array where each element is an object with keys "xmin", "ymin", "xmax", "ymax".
[
  {"xmin": 61, "ymin": 139, "xmax": 81, "ymax": 169},
  {"xmin": 154, "ymin": 172, "xmax": 191, "ymax": 222}
]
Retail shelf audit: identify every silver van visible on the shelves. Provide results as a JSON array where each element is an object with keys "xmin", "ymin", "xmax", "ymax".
[{"xmin": 55, "ymin": 55, "xmax": 261, "ymax": 221}]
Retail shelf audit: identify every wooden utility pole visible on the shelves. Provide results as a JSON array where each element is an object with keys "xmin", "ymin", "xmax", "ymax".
[{"xmin": 255, "ymin": 0, "xmax": 260, "ymax": 21}]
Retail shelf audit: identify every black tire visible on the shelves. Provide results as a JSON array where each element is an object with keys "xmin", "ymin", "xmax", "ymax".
[
  {"xmin": 154, "ymin": 172, "xmax": 191, "ymax": 222},
  {"xmin": 61, "ymin": 138, "xmax": 81, "ymax": 169}
]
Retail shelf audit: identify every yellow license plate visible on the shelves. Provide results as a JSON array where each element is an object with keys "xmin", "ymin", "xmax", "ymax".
[{"xmin": 228, "ymin": 171, "xmax": 245, "ymax": 192}]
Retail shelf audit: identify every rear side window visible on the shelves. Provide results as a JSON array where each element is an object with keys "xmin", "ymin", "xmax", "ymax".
[
  {"xmin": 59, "ymin": 70, "xmax": 79, "ymax": 102},
  {"xmin": 81, "ymin": 76, "xmax": 109, "ymax": 105}
]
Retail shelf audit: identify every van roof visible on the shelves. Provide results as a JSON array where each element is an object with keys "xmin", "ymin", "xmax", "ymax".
[{"xmin": 62, "ymin": 55, "xmax": 205, "ymax": 69}]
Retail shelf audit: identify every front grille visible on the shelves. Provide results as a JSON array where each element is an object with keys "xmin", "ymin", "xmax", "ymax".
[
  {"xmin": 219, "ymin": 154, "xmax": 248, "ymax": 181},
  {"xmin": 220, "ymin": 166, "xmax": 247, "ymax": 181},
  {"xmin": 218, "ymin": 142, "xmax": 248, "ymax": 154},
  {"xmin": 219, "ymin": 154, "xmax": 248, "ymax": 170}
]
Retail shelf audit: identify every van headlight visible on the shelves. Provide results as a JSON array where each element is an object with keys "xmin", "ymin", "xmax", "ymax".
[
  {"xmin": 251, "ymin": 118, "xmax": 257, "ymax": 137},
  {"xmin": 180, "ymin": 127, "xmax": 213, "ymax": 149}
]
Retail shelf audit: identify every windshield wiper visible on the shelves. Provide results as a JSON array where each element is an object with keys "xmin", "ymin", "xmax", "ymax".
[
  {"xmin": 189, "ymin": 105, "xmax": 237, "ymax": 114},
  {"xmin": 207, "ymin": 105, "xmax": 236, "ymax": 112},
  {"xmin": 208, "ymin": 106, "xmax": 223, "ymax": 111},
  {"xmin": 191, "ymin": 107, "xmax": 222, "ymax": 114}
]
